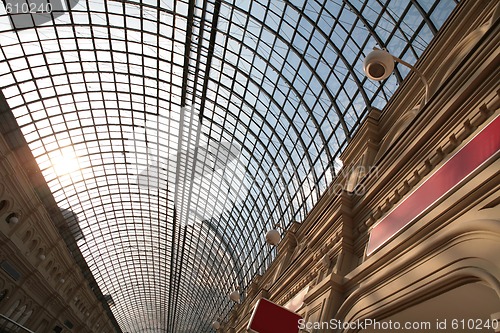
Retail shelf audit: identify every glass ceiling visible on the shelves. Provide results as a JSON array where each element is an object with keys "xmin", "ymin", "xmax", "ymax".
[{"xmin": 0, "ymin": 0, "xmax": 457, "ymax": 332}]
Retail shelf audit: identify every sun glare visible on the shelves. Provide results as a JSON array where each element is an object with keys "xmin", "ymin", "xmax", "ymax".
[{"xmin": 49, "ymin": 147, "xmax": 81, "ymax": 177}]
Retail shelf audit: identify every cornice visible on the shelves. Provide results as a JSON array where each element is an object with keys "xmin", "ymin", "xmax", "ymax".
[
  {"xmin": 303, "ymin": 272, "xmax": 344, "ymax": 304},
  {"xmin": 352, "ymin": 17, "xmax": 500, "ymax": 250},
  {"xmin": 217, "ymin": 2, "xmax": 500, "ymax": 330}
]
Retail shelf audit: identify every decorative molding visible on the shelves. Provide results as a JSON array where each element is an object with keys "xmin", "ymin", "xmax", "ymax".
[
  {"xmin": 338, "ymin": 228, "xmax": 500, "ymax": 323},
  {"xmin": 365, "ymin": 99, "xmax": 498, "ymax": 232}
]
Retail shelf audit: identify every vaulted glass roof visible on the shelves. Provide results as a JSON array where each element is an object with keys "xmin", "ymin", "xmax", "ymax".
[{"xmin": 0, "ymin": 0, "xmax": 457, "ymax": 332}]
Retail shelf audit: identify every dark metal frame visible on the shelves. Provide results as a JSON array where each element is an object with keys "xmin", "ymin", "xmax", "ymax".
[{"xmin": 0, "ymin": 0, "xmax": 458, "ymax": 332}]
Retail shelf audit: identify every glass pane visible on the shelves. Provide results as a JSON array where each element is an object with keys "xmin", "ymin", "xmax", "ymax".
[{"xmin": 0, "ymin": 0, "xmax": 457, "ymax": 331}]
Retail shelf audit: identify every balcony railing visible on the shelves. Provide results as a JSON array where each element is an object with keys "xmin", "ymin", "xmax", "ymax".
[{"xmin": 0, "ymin": 315, "xmax": 34, "ymax": 333}]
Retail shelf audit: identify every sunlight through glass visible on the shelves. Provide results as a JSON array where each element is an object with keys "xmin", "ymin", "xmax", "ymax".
[{"xmin": 49, "ymin": 147, "xmax": 81, "ymax": 177}]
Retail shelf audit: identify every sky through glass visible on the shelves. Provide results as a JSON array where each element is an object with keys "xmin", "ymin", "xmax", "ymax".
[{"xmin": 0, "ymin": 0, "xmax": 458, "ymax": 331}]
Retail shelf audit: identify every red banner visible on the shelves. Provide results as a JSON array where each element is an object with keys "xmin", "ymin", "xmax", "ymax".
[
  {"xmin": 367, "ymin": 115, "xmax": 500, "ymax": 255},
  {"xmin": 247, "ymin": 298, "xmax": 302, "ymax": 333}
]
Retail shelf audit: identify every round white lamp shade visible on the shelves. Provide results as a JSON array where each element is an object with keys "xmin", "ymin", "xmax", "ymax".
[
  {"xmin": 8, "ymin": 215, "xmax": 19, "ymax": 224},
  {"xmin": 265, "ymin": 229, "xmax": 281, "ymax": 246},
  {"xmin": 363, "ymin": 49, "xmax": 395, "ymax": 81},
  {"xmin": 229, "ymin": 290, "xmax": 240, "ymax": 303}
]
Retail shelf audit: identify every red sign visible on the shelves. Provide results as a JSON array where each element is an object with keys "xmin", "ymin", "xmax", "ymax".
[
  {"xmin": 367, "ymin": 115, "xmax": 500, "ymax": 255},
  {"xmin": 247, "ymin": 298, "xmax": 302, "ymax": 333}
]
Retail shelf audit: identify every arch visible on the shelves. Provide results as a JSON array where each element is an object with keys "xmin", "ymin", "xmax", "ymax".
[
  {"xmin": 10, "ymin": 304, "xmax": 26, "ymax": 322},
  {"xmin": 45, "ymin": 260, "xmax": 54, "ymax": 271},
  {"xmin": 336, "ymin": 219, "xmax": 500, "ymax": 325},
  {"xmin": 4, "ymin": 299, "xmax": 20, "ymax": 318},
  {"xmin": 340, "ymin": 265, "xmax": 500, "ymax": 333},
  {"xmin": 18, "ymin": 309, "xmax": 33, "ymax": 326},
  {"xmin": 0, "ymin": 289, "xmax": 8, "ymax": 304},
  {"xmin": 21, "ymin": 230, "xmax": 32, "ymax": 244},
  {"xmin": 36, "ymin": 247, "xmax": 45, "ymax": 259},
  {"xmin": 0, "ymin": 283, "xmax": 14, "ymax": 314},
  {"xmin": 50, "ymin": 267, "xmax": 58, "ymax": 279},
  {"xmin": 0, "ymin": 199, "xmax": 9, "ymax": 215},
  {"xmin": 438, "ymin": 25, "xmax": 489, "ymax": 84},
  {"xmin": 36, "ymin": 319, "xmax": 49, "ymax": 333},
  {"xmin": 375, "ymin": 106, "xmax": 420, "ymax": 161},
  {"xmin": 29, "ymin": 239, "xmax": 39, "ymax": 253},
  {"xmin": 430, "ymin": 21, "xmax": 492, "ymax": 97},
  {"xmin": 4, "ymin": 212, "xmax": 20, "ymax": 225}
]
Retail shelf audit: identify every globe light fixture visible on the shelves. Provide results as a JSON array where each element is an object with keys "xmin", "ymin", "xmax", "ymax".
[{"xmin": 363, "ymin": 47, "xmax": 430, "ymax": 104}]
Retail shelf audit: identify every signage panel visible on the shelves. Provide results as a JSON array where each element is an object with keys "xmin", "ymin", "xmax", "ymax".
[
  {"xmin": 367, "ymin": 115, "xmax": 500, "ymax": 255},
  {"xmin": 247, "ymin": 298, "xmax": 302, "ymax": 333}
]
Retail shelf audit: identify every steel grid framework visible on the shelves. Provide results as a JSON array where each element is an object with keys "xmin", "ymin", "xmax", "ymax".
[{"xmin": 0, "ymin": 0, "xmax": 457, "ymax": 332}]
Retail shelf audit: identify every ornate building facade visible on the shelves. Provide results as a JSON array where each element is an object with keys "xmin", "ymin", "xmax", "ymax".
[
  {"xmin": 0, "ymin": 1, "xmax": 498, "ymax": 333},
  {"xmin": 225, "ymin": 1, "xmax": 500, "ymax": 332}
]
